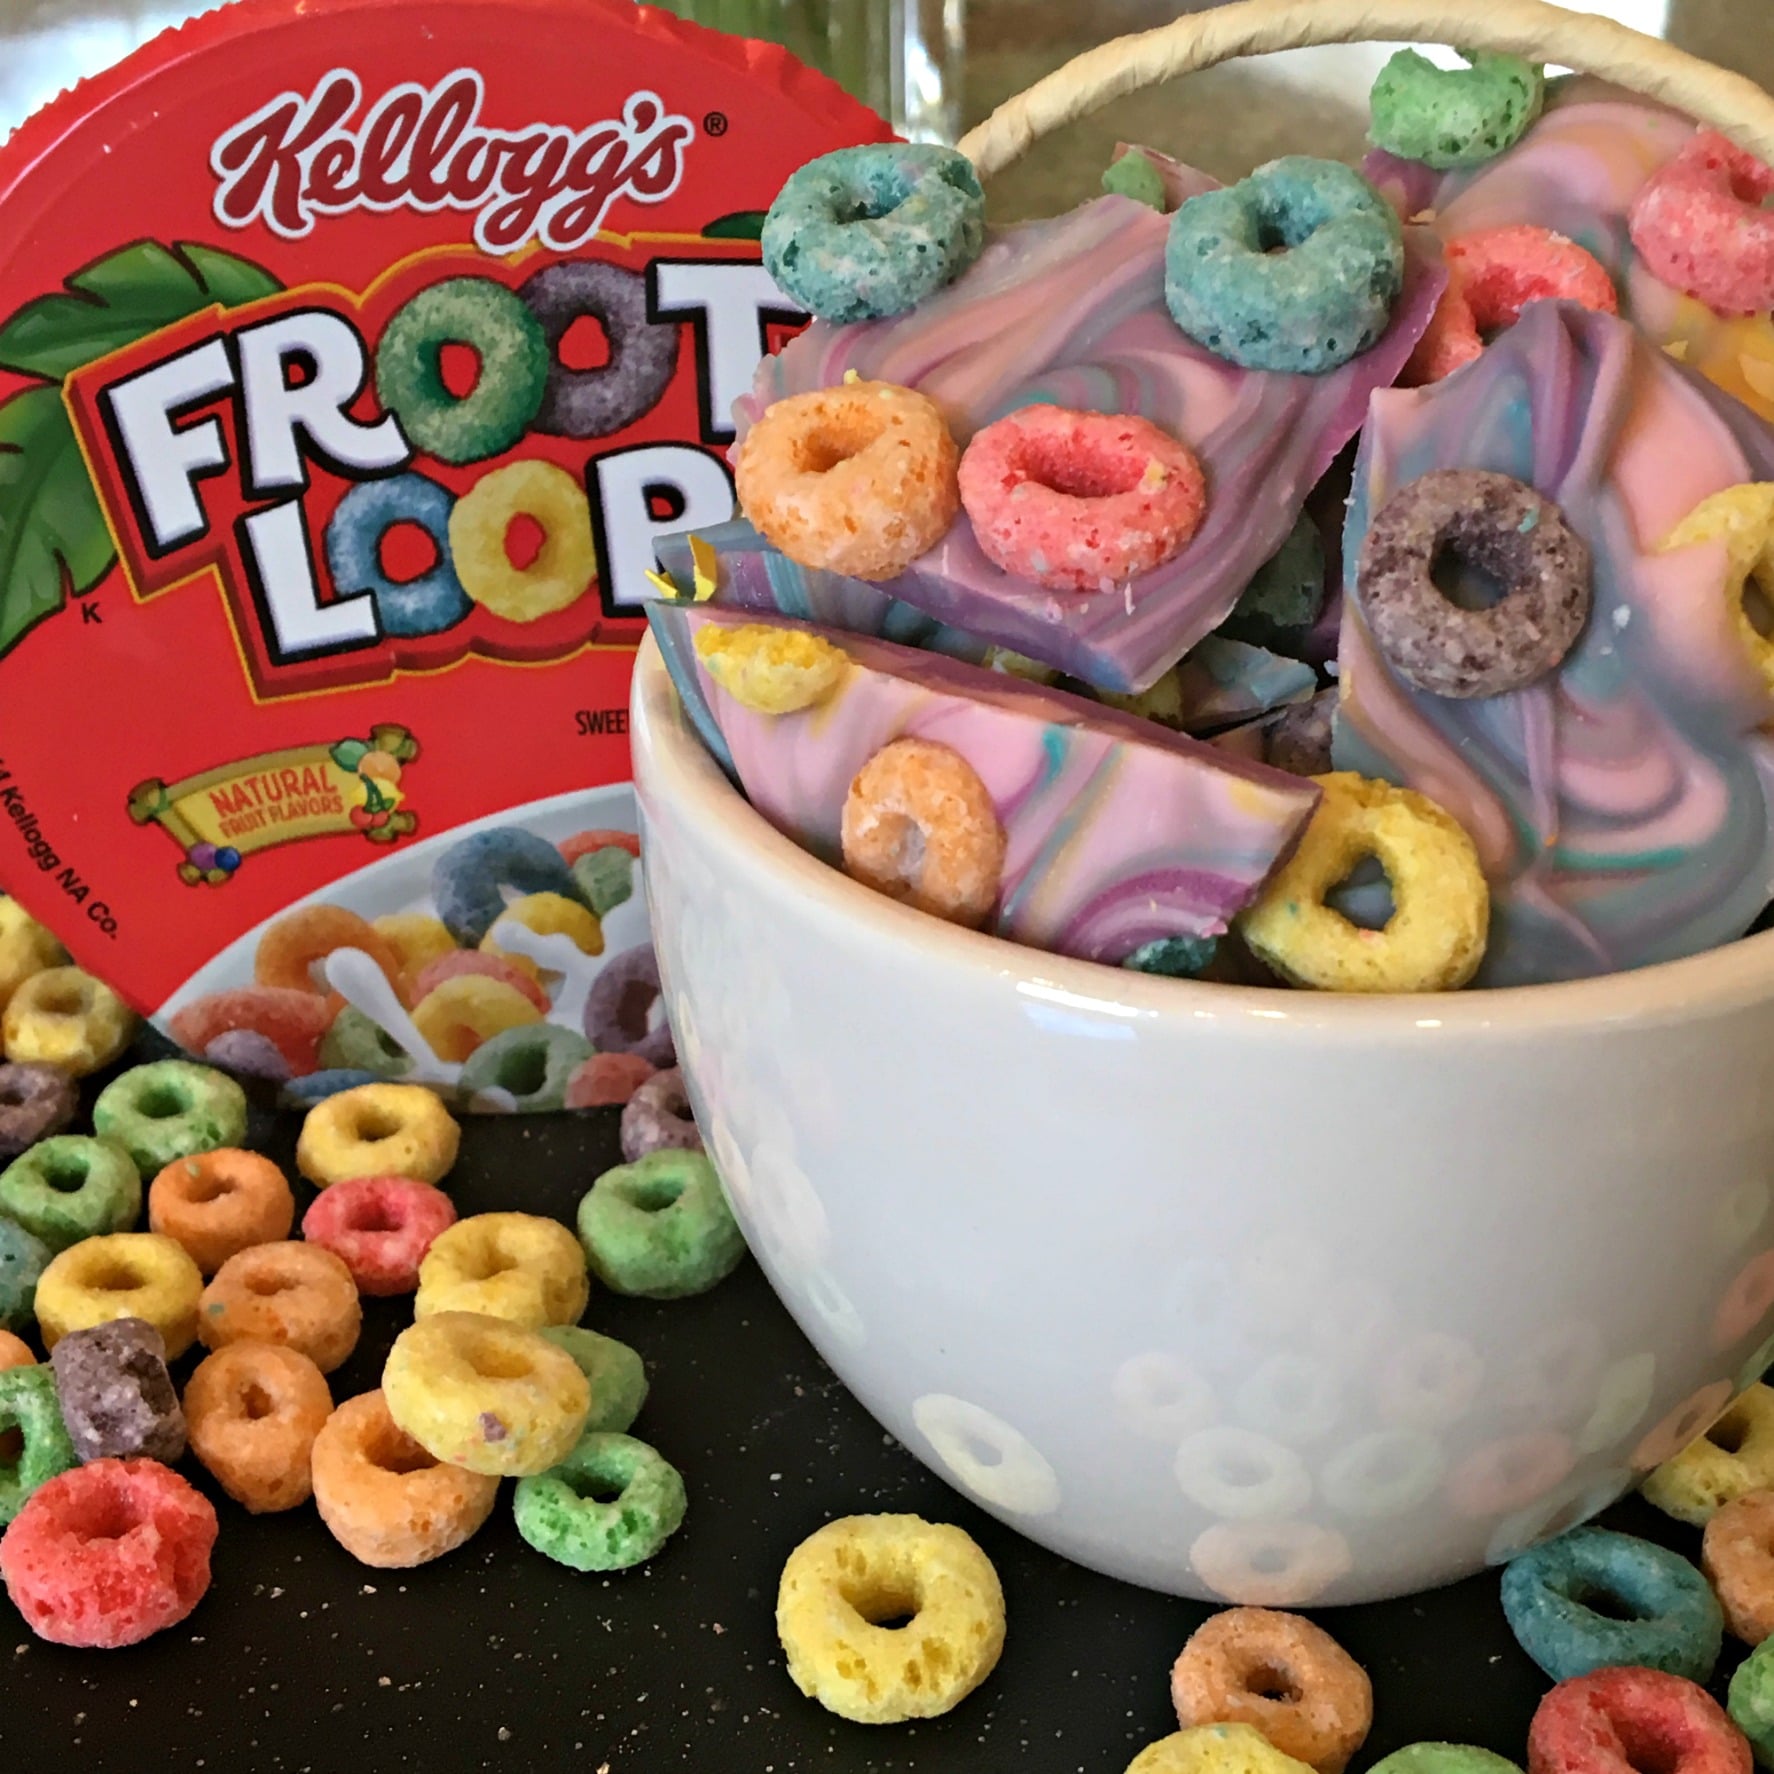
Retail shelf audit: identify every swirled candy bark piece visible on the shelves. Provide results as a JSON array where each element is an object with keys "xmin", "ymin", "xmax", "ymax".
[
  {"xmin": 1362, "ymin": 90, "xmax": 1774, "ymax": 423},
  {"xmin": 1335, "ymin": 300, "xmax": 1774, "ymax": 986},
  {"xmin": 648, "ymin": 601, "xmax": 1318, "ymax": 961},
  {"xmin": 731, "ymin": 188, "xmax": 1445, "ymax": 694}
]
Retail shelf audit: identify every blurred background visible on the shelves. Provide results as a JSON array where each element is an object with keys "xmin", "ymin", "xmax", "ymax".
[{"xmin": 0, "ymin": 0, "xmax": 1763, "ymax": 215}]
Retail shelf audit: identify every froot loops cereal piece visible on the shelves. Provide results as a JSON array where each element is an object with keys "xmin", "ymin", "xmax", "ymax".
[
  {"xmin": 2, "ymin": 966, "xmax": 136, "ymax": 1076},
  {"xmin": 0, "ymin": 1062, "xmax": 77, "ymax": 1160},
  {"xmin": 840, "ymin": 737, "xmax": 1006, "ymax": 930},
  {"xmin": 538, "ymin": 1325, "xmax": 648, "ymax": 1434},
  {"xmin": 448, "ymin": 459, "xmax": 596, "ymax": 623},
  {"xmin": 373, "ymin": 914, "xmax": 458, "ymax": 992},
  {"xmin": 382, "ymin": 1312, "xmax": 589, "ymax": 1478},
  {"xmin": 1173, "ymin": 1424, "xmax": 1312, "ymax": 1519},
  {"xmin": 1239, "ymin": 772, "xmax": 1489, "ymax": 993},
  {"xmin": 559, "ymin": 829, "xmax": 641, "ymax": 865},
  {"xmin": 1103, "ymin": 148, "xmax": 1168, "ymax": 211},
  {"xmin": 1169, "ymin": 1608, "xmax": 1371, "ymax": 1774},
  {"xmin": 310, "ymin": 1389, "xmax": 498, "ymax": 1568},
  {"xmin": 254, "ymin": 905, "xmax": 406, "ymax": 1004},
  {"xmin": 458, "ymin": 1023, "xmax": 594, "ymax": 1113},
  {"xmin": 1645, "ymin": 1384, "xmax": 1774, "ymax": 1525},
  {"xmin": 0, "ymin": 897, "xmax": 66, "ymax": 1014},
  {"xmin": 0, "ymin": 1458, "xmax": 216, "ymax": 1647},
  {"xmin": 912, "ymin": 1392, "xmax": 1061, "ymax": 1515},
  {"xmin": 0, "ymin": 1216, "xmax": 50, "ymax": 1334},
  {"xmin": 576, "ymin": 1151, "xmax": 745, "ymax": 1300},
  {"xmin": 513, "ymin": 1429, "xmax": 686, "ymax": 1571},
  {"xmin": 1220, "ymin": 511, "xmax": 1327, "ymax": 649},
  {"xmin": 1528, "ymin": 1666, "xmax": 1749, "ymax": 1774},
  {"xmin": 1729, "ymin": 1637, "xmax": 1774, "ymax": 1765},
  {"xmin": 302, "ymin": 1176, "xmax": 457, "ymax": 1297},
  {"xmin": 0, "ymin": 1136, "xmax": 141, "ymax": 1253},
  {"xmin": 325, "ymin": 474, "xmax": 471, "ymax": 637},
  {"xmin": 518, "ymin": 260, "xmax": 680, "ymax": 440},
  {"xmin": 415, "ymin": 1213, "xmax": 589, "ymax": 1328},
  {"xmin": 565, "ymin": 1052, "xmax": 658, "ymax": 1110},
  {"xmin": 50, "ymin": 1317, "xmax": 184, "ymax": 1464},
  {"xmin": 693, "ymin": 621, "xmax": 852, "ymax": 714},
  {"xmin": 1189, "ymin": 1520, "xmax": 1353, "ymax": 1609},
  {"xmin": 318, "ymin": 1007, "xmax": 415, "ymax": 1080},
  {"xmin": 411, "ymin": 975, "xmax": 543, "ymax": 1063},
  {"xmin": 619, "ymin": 1067, "xmax": 703, "ymax": 1164},
  {"xmin": 431, "ymin": 825, "xmax": 586, "ymax": 947},
  {"xmin": 296, "ymin": 1083, "xmax": 460, "ymax": 1188},
  {"xmin": 375, "ymin": 276, "xmax": 548, "ymax": 464},
  {"xmin": 1502, "ymin": 1525, "xmax": 1723, "ymax": 1684},
  {"xmin": 1629, "ymin": 130, "xmax": 1774, "ymax": 319},
  {"xmin": 1660, "ymin": 485, "xmax": 1774, "ymax": 697},
  {"xmin": 1368, "ymin": 50, "xmax": 1544, "ymax": 170},
  {"xmin": 958, "ymin": 406, "xmax": 1207, "ymax": 595},
  {"xmin": 410, "ymin": 950, "xmax": 549, "ymax": 1014},
  {"xmin": 1358, "ymin": 469, "xmax": 1592, "ymax": 699},
  {"xmin": 169, "ymin": 987, "xmax": 334, "ymax": 1077},
  {"xmin": 762, "ymin": 143, "xmax": 985, "ymax": 323},
  {"xmin": 0, "ymin": 1365, "xmax": 76, "ymax": 1522},
  {"xmin": 1164, "ymin": 158, "xmax": 1404, "ymax": 375},
  {"xmin": 1705, "ymin": 1490, "xmax": 1774, "ymax": 1644},
  {"xmin": 482, "ymin": 890, "xmax": 604, "ymax": 975},
  {"xmin": 183, "ymin": 1341, "xmax": 332, "ymax": 1514},
  {"xmin": 571, "ymin": 844, "xmax": 635, "ymax": 918},
  {"xmin": 734, "ymin": 381, "xmax": 960, "ymax": 581},
  {"xmin": 198, "ymin": 1242, "xmax": 361, "ymax": 1374},
  {"xmin": 281, "ymin": 1069, "xmax": 380, "ymax": 1109},
  {"xmin": 35, "ymin": 1233, "xmax": 202, "ymax": 1358},
  {"xmin": 775, "ymin": 1513, "xmax": 1005, "ymax": 1724},
  {"xmin": 1369, "ymin": 1750, "xmax": 1523, "ymax": 1774},
  {"xmin": 0, "ymin": 1330, "xmax": 31, "ymax": 1370},
  {"xmin": 92, "ymin": 1060, "xmax": 248, "ymax": 1176},
  {"xmin": 582, "ymin": 943, "xmax": 675, "ymax": 1069},
  {"xmin": 1125, "ymin": 1725, "xmax": 1320, "ymax": 1774}
]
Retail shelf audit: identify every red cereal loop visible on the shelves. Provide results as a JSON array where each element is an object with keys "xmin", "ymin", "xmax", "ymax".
[
  {"xmin": 957, "ymin": 405, "xmax": 1206, "ymax": 594},
  {"xmin": 564, "ymin": 1051, "xmax": 657, "ymax": 1109},
  {"xmin": 408, "ymin": 950, "xmax": 550, "ymax": 1014},
  {"xmin": 1528, "ymin": 1667, "xmax": 1750, "ymax": 1774},
  {"xmin": 1630, "ymin": 130, "xmax": 1774, "ymax": 317},
  {"xmin": 302, "ymin": 1176, "xmax": 459, "ymax": 1296},
  {"xmin": 559, "ymin": 830, "xmax": 642, "ymax": 864},
  {"xmin": 1408, "ymin": 225, "xmax": 1618, "ymax": 383},
  {"xmin": 168, "ymin": 987, "xmax": 334, "ymax": 1077},
  {"xmin": 1446, "ymin": 1430, "xmax": 1576, "ymax": 1517},
  {"xmin": 0, "ymin": 1458, "xmax": 217, "ymax": 1647}
]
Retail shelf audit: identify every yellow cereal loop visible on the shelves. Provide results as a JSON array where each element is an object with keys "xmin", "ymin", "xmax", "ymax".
[
  {"xmin": 693, "ymin": 623, "xmax": 851, "ymax": 714},
  {"xmin": 1239, "ymin": 773, "xmax": 1490, "ymax": 993},
  {"xmin": 382, "ymin": 1311, "xmax": 589, "ymax": 1477},
  {"xmin": 296, "ymin": 1082, "xmax": 461, "ymax": 1187},
  {"xmin": 372, "ymin": 914, "xmax": 459, "ymax": 991},
  {"xmin": 411, "ymin": 975, "xmax": 542, "ymax": 1062},
  {"xmin": 0, "ymin": 897, "xmax": 67, "ymax": 1015},
  {"xmin": 415, "ymin": 1212, "xmax": 589, "ymax": 1328},
  {"xmin": 34, "ymin": 1233, "xmax": 204, "ymax": 1358},
  {"xmin": 1644, "ymin": 1382, "xmax": 1774, "ymax": 1525},
  {"xmin": 448, "ymin": 459, "xmax": 595, "ymax": 623},
  {"xmin": 776, "ymin": 1514, "xmax": 1005, "ymax": 1724},
  {"xmin": 1127, "ymin": 1725, "xmax": 1319, "ymax": 1774},
  {"xmin": 2, "ymin": 966, "xmax": 138, "ymax": 1075},
  {"xmin": 480, "ymin": 892, "xmax": 603, "ymax": 983},
  {"xmin": 1660, "ymin": 483, "xmax": 1774, "ymax": 693},
  {"xmin": 1097, "ymin": 667, "xmax": 1187, "ymax": 728}
]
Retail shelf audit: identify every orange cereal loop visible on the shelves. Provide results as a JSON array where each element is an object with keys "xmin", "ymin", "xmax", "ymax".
[
  {"xmin": 410, "ymin": 975, "xmax": 541, "ymax": 1063},
  {"xmin": 310, "ymin": 1389, "xmax": 498, "ymax": 1568},
  {"xmin": 734, "ymin": 381, "xmax": 960, "ymax": 581},
  {"xmin": 840, "ymin": 737, "xmax": 1006, "ymax": 929},
  {"xmin": 295, "ymin": 1082, "xmax": 460, "ymax": 1187},
  {"xmin": 1169, "ymin": 1608, "xmax": 1373, "ymax": 1774},
  {"xmin": 372, "ymin": 914, "xmax": 459, "ymax": 996},
  {"xmin": 184, "ymin": 1341, "xmax": 333, "ymax": 1513},
  {"xmin": 199, "ymin": 1242, "xmax": 362, "ymax": 1374},
  {"xmin": 254, "ymin": 905, "xmax": 406, "ymax": 1008},
  {"xmin": 149, "ymin": 1149, "xmax": 296, "ymax": 1276},
  {"xmin": 0, "ymin": 1329, "xmax": 33, "ymax": 1369},
  {"xmin": 1703, "ymin": 1489, "xmax": 1774, "ymax": 1644}
]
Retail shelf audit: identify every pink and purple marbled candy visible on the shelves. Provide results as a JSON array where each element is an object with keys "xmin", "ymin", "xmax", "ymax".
[
  {"xmin": 1336, "ymin": 300, "xmax": 1774, "ymax": 986},
  {"xmin": 647, "ymin": 601, "xmax": 1319, "ymax": 963},
  {"xmin": 731, "ymin": 188, "xmax": 1446, "ymax": 694}
]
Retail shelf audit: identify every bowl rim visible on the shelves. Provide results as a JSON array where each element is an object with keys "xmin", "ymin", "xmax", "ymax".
[{"xmin": 633, "ymin": 636, "xmax": 1774, "ymax": 1038}]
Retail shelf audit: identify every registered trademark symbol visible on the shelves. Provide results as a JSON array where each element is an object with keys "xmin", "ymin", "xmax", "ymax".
[{"xmin": 703, "ymin": 111, "xmax": 728, "ymax": 136}]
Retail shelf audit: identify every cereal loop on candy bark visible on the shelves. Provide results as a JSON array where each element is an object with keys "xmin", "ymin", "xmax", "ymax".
[
  {"xmin": 694, "ymin": 622, "xmax": 851, "ymax": 714},
  {"xmin": 1629, "ymin": 129, "xmax": 1774, "ymax": 318}
]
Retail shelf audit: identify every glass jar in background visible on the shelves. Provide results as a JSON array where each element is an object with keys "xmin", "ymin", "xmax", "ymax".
[{"xmin": 0, "ymin": 0, "xmax": 962, "ymax": 143}]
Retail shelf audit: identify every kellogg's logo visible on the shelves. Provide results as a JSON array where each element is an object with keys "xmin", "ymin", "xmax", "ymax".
[{"xmin": 210, "ymin": 70, "xmax": 697, "ymax": 254}]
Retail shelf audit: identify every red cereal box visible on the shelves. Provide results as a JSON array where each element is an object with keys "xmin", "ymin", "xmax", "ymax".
[{"xmin": 0, "ymin": 0, "xmax": 890, "ymax": 1108}]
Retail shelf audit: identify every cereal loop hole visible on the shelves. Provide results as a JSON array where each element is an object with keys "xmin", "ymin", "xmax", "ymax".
[
  {"xmin": 1244, "ymin": 1661, "xmax": 1302, "ymax": 1703},
  {"xmin": 182, "ymin": 1166, "xmax": 236, "ymax": 1205},
  {"xmin": 41, "ymin": 1151, "xmax": 91, "ymax": 1193},
  {"xmin": 564, "ymin": 1469, "xmax": 628, "ymax": 1505},
  {"xmin": 238, "ymin": 1382, "xmax": 276, "ymax": 1422},
  {"xmin": 491, "ymin": 1046, "xmax": 550, "ymax": 1098},
  {"xmin": 35, "ymin": 982, "xmax": 87, "ymax": 1018},
  {"xmin": 504, "ymin": 514, "xmax": 546, "ymax": 572},
  {"xmin": 1429, "ymin": 534, "xmax": 1513, "ymax": 612},
  {"xmin": 437, "ymin": 341, "xmax": 481, "ymax": 399},
  {"xmin": 245, "ymin": 1271, "xmax": 295, "ymax": 1297},
  {"xmin": 557, "ymin": 315, "xmax": 611, "ymax": 372},
  {"xmin": 88, "ymin": 1261, "xmax": 144, "ymax": 1292},
  {"xmin": 468, "ymin": 1343, "xmax": 532, "ymax": 1382},
  {"xmin": 353, "ymin": 1106, "xmax": 404, "ymax": 1143},
  {"xmin": 135, "ymin": 1085, "xmax": 187, "ymax": 1120},
  {"xmin": 626, "ymin": 1173, "xmax": 687, "ymax": 1214},
  {"xmin": 843, "ymin": 1575, "xmax": 921, "ymax": 1631},
  {"xmin": 367, "ymin": 1425, "xmax": 437, "ymax": 1476},
  {"xmin": 378, "ymin": 521, "xmax": 443, "ymax": 585}
]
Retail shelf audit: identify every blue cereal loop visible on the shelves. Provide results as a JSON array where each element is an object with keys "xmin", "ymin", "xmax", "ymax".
[
  {"xmin": 1164, "ymin": 157, "xmax": 1404, "ymax": 375},
  {"xmin": 1500, "ymin": 1525, "xmax": 1723, "ymax": 1684},
  {"xmin": 762, "ymin": 143, "xmax": 986, "ymax": 323},
  {"xmin": 326, "ymin": 473, "xmax": 471, "ymax": 638},
  {"xmin": 431, "ymin": 826, "xmax": 588, "ymax": 947}
]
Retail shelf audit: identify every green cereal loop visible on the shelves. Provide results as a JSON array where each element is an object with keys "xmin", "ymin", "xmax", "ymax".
[
  {"xmin": 1125, "ymin": 935, "xmax": 1219, "ymax": 978},
  {"xmin": 375, "ymin": 277, "xmax": 549, "ymax": 465},
  {"xmin": 1102, "ymin": 150, "xmax": 1167, "ymax": 212},
  {"xmin": 1368, "ymin": 1750, "xmax": 1524, "ymax": 1774},
  {"xmin": 319, "ymin": 1006, "xmax": 415, "ymax": 1080},
  {"xmin": 459, "ymin": 1023, "xmax": 594, "ymax": 1113},
  {"xmin": 0, "ymin": 1215, "xmax": 51, "ymax": 1332},
  {"xmin": 538, "ymin": 1326, "xmax": 649, "ymax": 1433},
  {"xmin": 512, "ymin": 1430, "xmax": 686, "ymax": 1571},
  {"xmin": 1219, "ymin": 510, "xmax": 1327, "ymax": 648},
  {"xmin": 0, "ymin": 1365, "xmax": 76, "ymax": 1525},
  {"xmin": 1369, "ymin": 50, "xmax": 1545, "ymax": 171},
  {"xmin": 1730, "ymin": 1637, "xmax": 1774, "ymax": 1767},
  {"xmin": 0, "ymin": 1136, "xmax": 141, "ymax": 1252},
  {"xmin": 571, "ymin": 846, "xmax": 635, "ymax": 918},
  {"xmin": 92, "ymin": 1060, "xmax": 248, "ymax": 1175},
  {"xmin": 576, "ymin": 1150, "xmax": 746, "ymax": 1299}
]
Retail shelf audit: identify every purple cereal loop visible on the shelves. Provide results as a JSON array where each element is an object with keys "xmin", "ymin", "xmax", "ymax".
[
  {"xmin": 583, "ymin": 945, "xmax": 676, "ymax": 1069},
  {"xmin": 49, "ymin": 1317, "xmax": 186, "ymax": 1464},
  {"xmin": 0, "ymin": 1063, "xmax": 78, "ymax": 1160},
  {"xmin": 619, "ymin": 1069, "xmax": 702, "ymax": 1165}
]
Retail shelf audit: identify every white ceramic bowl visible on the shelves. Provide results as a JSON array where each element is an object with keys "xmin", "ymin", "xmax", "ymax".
[{"xmin": 631, "ymin": 636, "xmax": 1774, "ymax": 1603}]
